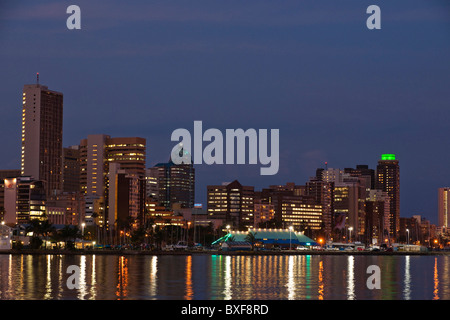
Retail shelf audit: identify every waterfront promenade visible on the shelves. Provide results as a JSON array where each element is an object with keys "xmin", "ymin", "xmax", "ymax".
[{"xmin": 1, "ymin": 248, "xmax": 448, "ymax": 256}]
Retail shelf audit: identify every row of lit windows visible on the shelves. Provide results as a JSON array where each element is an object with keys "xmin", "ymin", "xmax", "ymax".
[{"xmin": 106, "ymin": 144, "xmax": 145, "ymax": 148}]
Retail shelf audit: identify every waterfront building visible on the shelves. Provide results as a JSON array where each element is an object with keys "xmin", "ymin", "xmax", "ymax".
[
  {"xmin": 212, "ymin": 228, "xmax": 318, "ymax": 248},
  {"xmin": 21, "ymin": 82, "xmax": 63, "ymax": 197},
  {"xmin": 145, "ymin": 167, "xmax": 159, "ymax": 201},
  {"xmin": 365, "ymin": 189, "xmax": 390, "ymax": 245},
  {"xmin": 0, "ymin": 224, "xmax": 13, "ymax": 250},
  {"xmin": 79, "ymin": 135, "xmax": 146, "ymax": 226},
  {"xmin": 108, "ymin": 163, "xmax": 146, "ymax": 230},
  {"xmin": 62, "ymin": 146, "xmax": 81, "ymax": 193},
  {"xmin": 258, "ymin": 183, "xmax": 322, "ymax": 234},
  {"xmin": 438, "ymin": 187, "xmax": 450, "ymax": 229},
  {"xmin": 46, "ymin": 192, "xmax": 85, "ymax": 226},
  {"xmin": 400, "ymin": 217, "xmax": 420, "ymax": 244},
  {"xmin": 153, "ymin": 160, "xmax": 195, "ymax": 210},
  {"xmin": 85, "ymin": 194, "xmax": 105, "ymax": 227},
  {"xmin": 207, "ymin": 180, "xmax": 254, "ymax": 230},
  {"xmin": 376, "ymin": 154, "xmax": 400, "ymax": 240},
  {"xmin": 306, "ymin": 177, "xmax": 334, "ymax": 238},
  {"xmin": 253, "ymin": 196, "xmax": 275, "ymax": 228},
  {"xmin": 3, "ymin": 176, "xmax": 46, "ymax": 225},
  {"xmin": 321, "ymin": 168, "xmax": 366, "ymax": 241},
  {"xmin": 0, "ymin": 170, "xmax": 21, "ymax": 222},
  {"xmin": 145, "ymin": 200, "xmax": 184, "ymax": 228}
]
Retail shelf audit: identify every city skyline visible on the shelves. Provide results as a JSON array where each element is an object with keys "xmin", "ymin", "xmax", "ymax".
[
  {"xmin": 1, "ymin": 0, "xmax": 450, "ymax": 225},
  {"xmin": 2, "ymin": 77, "xmax": 446, "ymax": 226}
]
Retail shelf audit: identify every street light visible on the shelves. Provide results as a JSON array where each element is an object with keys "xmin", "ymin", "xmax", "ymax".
[
  {"xmin": 348, "ymin": 227, "xmax": 353, "ymax": 244},
  {"xmin": 406, "ymin": 229, "xmax": 410, "ymax": 245},
  {"xmin": 289, "ymin": 226, "xmax": 294, "ymax": 250},
  {"xmin": 82, "ymin": 222, "xmax": 85, "ymax": 236},
  {"xmin": 187, "ymin": 221, "xmax": 191, "ymax": 243}
]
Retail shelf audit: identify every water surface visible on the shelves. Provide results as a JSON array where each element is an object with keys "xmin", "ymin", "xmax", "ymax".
[{"xmin": 0, "ymin": 254, "xmax": 448, "ymax": 300}]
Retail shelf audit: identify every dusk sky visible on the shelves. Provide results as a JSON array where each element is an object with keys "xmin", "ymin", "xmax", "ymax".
[{"xmin": 0, "ymin": 0, "xmax": 449, "ymax": 224}]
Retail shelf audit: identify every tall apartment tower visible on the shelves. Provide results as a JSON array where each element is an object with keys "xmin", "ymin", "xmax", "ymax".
[
  {"xmin": 153, "ymin": 160, "xmax": 195, "ymax": 210},
  {"xmin": 321, "ymin": 168, "xmax": 366, "ymax": 241},
  {"xmin": 108, "ymin": 163, "xmax": 146, "ymax": 230},
  {"xmin": 62, "ymin": 146, "xmax": 81, "ymax": 193},
  {"xmin": 80, "ymin": 135, "xmax": 146, "ymax": 197},
  {"xmin": 438, "ymin": 187, "xmax": 450, "ymax": 229},
  {"xmin": 376, "ymin": 154, "xmax": 400, "ymax": 240},
  {"xmin": 21, "ymin": 82, "xmax": 63, "ymax": 196},
  {"xmin": 306, "ymin": 177, "xmax": 334, "ymax": 238},
  {"xmin": 79, "ymin": 135, "xmax": 146, "ymax": 226}
]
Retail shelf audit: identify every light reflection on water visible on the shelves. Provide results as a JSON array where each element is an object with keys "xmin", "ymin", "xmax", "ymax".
[{"xmin": 0, "ymin": 254, "xmax": 449, "ymax": 300}]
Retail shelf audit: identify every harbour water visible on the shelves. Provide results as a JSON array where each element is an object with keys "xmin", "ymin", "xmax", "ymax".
[{"xmin": 0, "ymin": 254, "xmax": 449, "ymax": 300}]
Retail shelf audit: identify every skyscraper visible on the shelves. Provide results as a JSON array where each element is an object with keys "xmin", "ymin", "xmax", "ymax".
[
  {"xmin": 438, "ymin": 187, "xmax": 450, "ymax": 229},
  {"xmin": 376, "ymin": 154, "xmax": 400, "ymax": 240},
  {"xmin": 153, "ymin": 160, "xmax": 195, "ymax": 210},
  {"xmin": 62, "ymin": 146, "xmax": 81, "ymax": 193},
  {"xmin": 21, "ymin": 82, "xmax": 63, "ymax": 196},
  {"xmin": 79, "ymin": 135, "xmax": 146, "ymax": 197},
  {"xmin": 344, "ymin": 165, "xmax": 375, "ymax": 189},
  {"xmin": 321, "ymin": 168, "xmax": 366, "ymax": 241},
  {"xmin": 108, "ymin": 163, "xmax": 146, "ymax": 230},
  {"xmin": 365, "ymin": 189, "xmax": 390, "ymax": 245},
  {"xmin": 79, "ymin": 134, "xmax": 146, "ymax": 226},
  {"xmin": 306, "ymin": 177, "xmax": 334, "ymax": 238}
]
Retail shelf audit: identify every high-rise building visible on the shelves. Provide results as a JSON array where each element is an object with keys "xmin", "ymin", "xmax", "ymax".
[
  {"xmin": 79, "ymin": 135, "xmax": 146, "ymax": 226},
  {"xmin": 376, "ymin": 154, "xmax": 400, "ymax": 240},
  {"xmin": 145, "ymin": 167, "xmax": 159, "ymax": 201},
  {"xmin": 207, "ymin": 180, "xmax": 254, "ymax": 230},
  {"xmin": 21, "ymin": 83, "xmax": 63, "ymax": 196},
  {"xmin": 365, "ymin": 189, "xmax": 390, "ymax": 245},
  {"xmin": 306, "ymin": 177, "xmax": 334, "ymax": 238},
  {"xmin": 344, "ymin": 165, "xmax": 375, "ymax": 189},
  {"xmin": 322, "ymin": 168, "xmax": 366, "ymax": 241},
  {"xmin": 108, "ymin": 163, "xmax": 146, "ymax": 230},
  {"xmin": 62, "ymin": 146, "xmax": 81, "ymax": 193},
  {"xmin": 80, "ymin": 135, "xmax": 146, "ymax": 196},
  {"xmin": 79, "ymin": 134, "xmax": 109, "ymax": 197},
  {"xmin": 105, "ymin": 137, "xmax": 146, "ymax": 176},
  {"xmin": 438, "ymin": 188, "xmax": 450, "ymax": 229},
  {"xmin": 153, "ymin": 160, "xmax": 195, "ymax": 210}
]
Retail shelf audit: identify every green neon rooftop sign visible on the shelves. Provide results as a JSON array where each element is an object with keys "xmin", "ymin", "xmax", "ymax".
[{"xmin": 381, "ymin": 154, "xmax": 396, "ymax": 160}]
